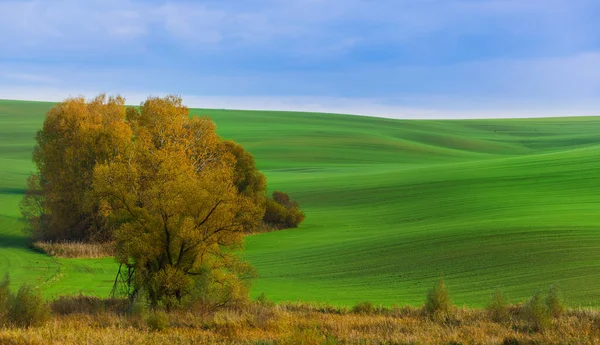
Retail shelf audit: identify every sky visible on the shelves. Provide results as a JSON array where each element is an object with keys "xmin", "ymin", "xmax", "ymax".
[{"xmin": 1, "ymin": 0, "xmax": 600, "ymax": 118}]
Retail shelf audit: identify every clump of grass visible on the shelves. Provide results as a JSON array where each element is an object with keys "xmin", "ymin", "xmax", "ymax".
[
  {"xmin": 256, "ymin": 292, "xmax": 275, "ymax": 307},
  {"xmin": 280, "ymin": 302, "xmax": 348, "ymax": 315},
  {"xmin": 212, "ymin": 310, "xmax": 250, "ymax": 338},
  {"xmin": 390, "ymin": 304, "xmax": 422, "ymax": 318},
  {"xmin": 249, "ymin": 293, "xmax": 281, "ymax": 330},
  {"xmin": 352, "ymin": 301, "xmax": 375, "ymax": 315},
  {"xmin": 32, "ymin": 241, "xmax": 114, "ymax": 258},
  {"xmin": 545, "ymin": 284, "xmax": 564, "ymax": 318},
  {"xmin": 50, "ymin": 295, "xmax": 128, "ymax": 315},
  {"xmin": 281, "ymin": 327, "xmax": 338, "ymax": 345},
  {"xmin": 146, "ymin": 310, "xmax": 170, "ymax": 331},
  {"xmin": 522, "ymin": 291, "xmax": 551, "ymax": 332},
  {"xmin": 125, "ymin": 292, "xmax": 151, "ymax": 329},
  {"xmin": 487, "ymin": 289, "xmax": 510, "ymax": 323},
  {"xmin": 0, "ymin": 275, "xmax": 10, "ymax": 325},
  {"xmin": 425, "ymin": 278, "xmax": 454, "ymax": 320}
]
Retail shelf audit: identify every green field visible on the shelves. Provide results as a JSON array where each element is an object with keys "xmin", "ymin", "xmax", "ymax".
[{"xmin": 1, "ymin": 99, "xmax": 600, "ymax": 307}]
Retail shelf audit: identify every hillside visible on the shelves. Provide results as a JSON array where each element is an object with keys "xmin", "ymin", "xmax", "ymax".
[{"xmin": 1, "ymin": 99, "xmax": 600, "ymax": 306}]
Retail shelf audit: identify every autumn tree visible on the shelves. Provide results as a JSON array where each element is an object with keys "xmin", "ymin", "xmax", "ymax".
[
  {"xmin": 94, "ymin": 96, "xmax": 262, "ymax": 309},
  {"xmin": 22, "ymin": 94, "xmax": 304, "ymax": 308},
  {"xmin": 20, "ymin": 95, "xmax": 131, "ymax": 241}
]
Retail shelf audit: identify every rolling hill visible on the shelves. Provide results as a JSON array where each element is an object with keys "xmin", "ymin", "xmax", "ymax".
[{"xmin": 1, "ymin": 99, "xmax": 599, "ymax": 307}]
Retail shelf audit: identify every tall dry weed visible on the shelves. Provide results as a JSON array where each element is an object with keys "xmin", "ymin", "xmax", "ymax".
[{"xmin": 32, "ymin": 241, "xmax": 114, "ymax": 258}]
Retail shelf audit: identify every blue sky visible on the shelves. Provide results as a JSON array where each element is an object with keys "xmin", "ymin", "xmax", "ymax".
[{"xmin": 1, "ymin": 0, "xmax": 600, "ymax": 118}]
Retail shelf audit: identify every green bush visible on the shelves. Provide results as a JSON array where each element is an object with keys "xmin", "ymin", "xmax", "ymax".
[
  {"xmin": 545, "ymin": 284, "xmax": 564, "ymax": 318},
  {"xmin": 487, "ymin": 289, "xmax": 509, "ymax": 322},
  {"xmin": 8, "ymin": 283, "xmax": 50, "ymax": 328},
  {"xmin": 352, "ymin": 301, "xmax": 375, "ymax": 315},
  {"xmin": 263, "ymin": 191, "xmax": 305, "ymax": 230},
  {"xmin": 425, "ymin": 278, "xmax": 453, "ymax": 318},
  {"xmin": 522, "ymin": 291, "xmax": 551, "ymax": 332},
  {"xmin": 146, "ymin": 310, "xmax": 170, "ymax": 331}
]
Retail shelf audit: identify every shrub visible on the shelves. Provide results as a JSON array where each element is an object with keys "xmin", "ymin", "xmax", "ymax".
[
  {"xmin": 487, "ymin": 289, "xmax": 509, "ymax": 322},
  {"xmin": 522, "ymin": 291, "xmax": 551, "ymax": 332},
  {"xmin": 352, "ymin": 301, "xmax": 375, "ymax": 315},
  {"xmin": 8, "ymin": 284, "xmax": 50, "ymax": 327},
  {"xmin": 263, "ymin": 191, "xmax": 305, "ymax": 230},
  {"xmin": 545, "ymin": 284, "xmax": 564, "ymax": 318},
  {"xmin": 146, "ymin": 310, "xmax": 170, "ymax": 331},
  {"xmin": 425, "ymin": 278, "xmax": 453, "ymax": 318}
]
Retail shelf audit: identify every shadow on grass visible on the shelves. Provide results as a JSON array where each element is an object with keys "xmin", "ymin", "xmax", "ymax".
[
  {"xmin": 0, "ymin": 216, "xmax": 36, "ymax": 251},
  {"xmin": 0, "ymin": 232, "xmax": 30, "ymax": 250},
  {"xmin": 0, "ymin": 187, "xmax": 26, "ymax": 195}
]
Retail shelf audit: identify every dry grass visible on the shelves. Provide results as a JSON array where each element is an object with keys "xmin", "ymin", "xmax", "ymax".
[
  {"xmin": 32, "ymin": 241, "xmax": 114, "ymax": 258},
  {"xmin": 2, "ymin": 299, "xmax": 600, "ymax": 344}
]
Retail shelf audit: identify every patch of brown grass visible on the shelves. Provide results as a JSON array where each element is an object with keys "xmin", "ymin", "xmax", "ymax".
[
  {"xmin": 1, "ymin": 301, "xmax": 600, "ymax": 344},
  {"xmin": 50, "ymin": 295, "xmax": 128, "ymax": 315},
  {"xmin": 32, "ymin": 241, "xmax": 114, "ymax": 258}
]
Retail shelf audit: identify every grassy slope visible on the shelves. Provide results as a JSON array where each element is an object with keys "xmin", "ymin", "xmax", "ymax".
[{"xmin": 1, "ymin": 100, "xmax": 599, "ymax": 306}]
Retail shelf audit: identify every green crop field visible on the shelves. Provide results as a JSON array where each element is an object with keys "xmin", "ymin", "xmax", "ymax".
[{"xmin": 1, "ymin": 99, "xmax": 600, "ymax": 307}]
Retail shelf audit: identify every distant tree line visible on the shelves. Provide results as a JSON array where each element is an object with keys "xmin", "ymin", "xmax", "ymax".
[{"xmin": 20, "ymin": 94, "xmax": 304, "ymax": 309}]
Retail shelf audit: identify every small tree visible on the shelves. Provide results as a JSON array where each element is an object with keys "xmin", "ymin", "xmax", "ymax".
[
  {"xmin": 545, "ymin": 284, "xmax": 564, "ymax": 318},
  {"xmin": 487, "ymin": 289, "xmax": 509, "ymax": 322},
  {"xmin": 522, "ymin": 291, "xmax": 551, "ymax": 332},
  {"xmin": 425, "ymin": 278, "xmax": 453, "ymax": 318}
]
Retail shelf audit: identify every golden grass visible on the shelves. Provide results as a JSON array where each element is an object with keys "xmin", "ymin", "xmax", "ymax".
[
  {"xmin": 32, "ymin": 241, "xmax": 114, "ymax": 258},
  {"xmin": 2, "ymin": 300, "xmax": 600, "ymax": 344}
]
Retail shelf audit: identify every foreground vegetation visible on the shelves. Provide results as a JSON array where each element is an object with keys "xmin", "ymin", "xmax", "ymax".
[
  {"xmin": 1, "ymin": 297, "xmax": 600, "ymax": 344},
  {"xmin": 3, "ymin": 274, "xmax": 594, "ymax": 344},
  {"xmin": 1, "ymin": 100, "xmax": 600, "ymax": 306}
]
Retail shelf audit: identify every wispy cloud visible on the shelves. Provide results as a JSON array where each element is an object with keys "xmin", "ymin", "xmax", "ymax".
[{"xmin": 2, "ymin": 72, "xmax": 57, "ymax": 84}]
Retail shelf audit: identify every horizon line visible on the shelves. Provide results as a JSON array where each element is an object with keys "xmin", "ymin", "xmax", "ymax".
[{"xmin": 1, "ymin": 96, "xmax": 598, "ymax": 121}]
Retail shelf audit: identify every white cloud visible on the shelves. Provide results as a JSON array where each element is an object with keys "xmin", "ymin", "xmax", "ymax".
[{"xmin": 2, "ymin": 72, "xmax": 57, "ymax": 84}]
